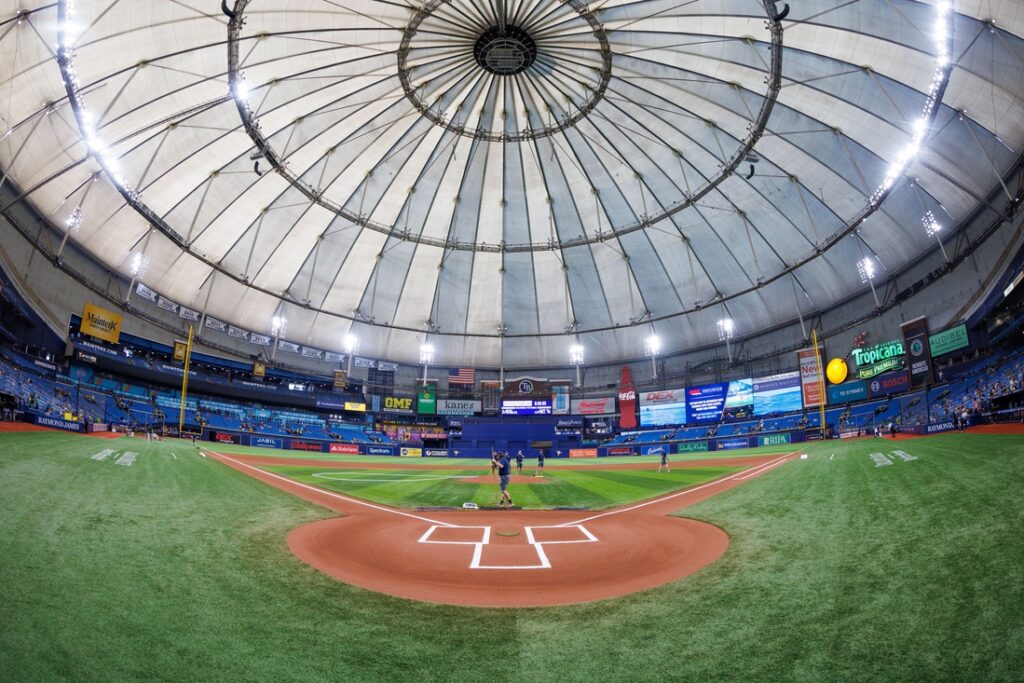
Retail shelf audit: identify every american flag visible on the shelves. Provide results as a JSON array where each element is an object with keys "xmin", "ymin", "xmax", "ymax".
[{"xmin": 448, "ymin": 367, "xmax": 475, "ymax": 384}]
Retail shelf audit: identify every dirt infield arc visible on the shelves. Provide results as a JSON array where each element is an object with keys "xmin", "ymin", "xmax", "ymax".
[{"xmin": 209, "ymin": 451, "xmax": 796, "ymax": 607}]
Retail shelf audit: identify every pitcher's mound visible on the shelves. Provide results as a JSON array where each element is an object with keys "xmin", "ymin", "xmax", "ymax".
[{"xmin": 459, "ymin": 474, "xmax": 551, "ymax": 484}]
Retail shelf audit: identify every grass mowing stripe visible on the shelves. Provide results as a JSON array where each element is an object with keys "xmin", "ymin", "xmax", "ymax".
[{"xmin": 2, "ymin": 432, "xmax": 1022, "ymax": 682}]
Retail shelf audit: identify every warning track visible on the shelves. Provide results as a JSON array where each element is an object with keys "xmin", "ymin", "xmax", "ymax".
[{"xmin": 208, "ymin": 450, "xmax": 796, "ymax": 607}]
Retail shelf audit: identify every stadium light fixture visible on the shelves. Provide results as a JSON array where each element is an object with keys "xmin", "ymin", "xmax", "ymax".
[
  {"xmin": 271, "ymin": 315, "xmax": 287, "ymax": 338},
  {"xmin": 717, "ymin": 318, "xmax": 735, "ymax": 364},
  {"xmin": 569, "ymin": 342, "xmax": 584, "ymax": 387},
  {"xmin": 343, "ymin": 333, "xmax": 359, "ymax": 373},
  {"xmin": 66, "ymin": 206, "xmax": 84, "ymax": 232},
  {"xmin": 921, "ymin": 210, "xmax": 950, "ymax": 262},
  {"xmin": 569, "ymin": 343, "xmax": 584, "ymax": 366},
  {"xmin": 857, "ymin": 256, "xmax": 876, "ymax": 284},
  {"xmin": 644, "ymin": 334, "xmax": 661, "ymax": 379},
  {"xmin": 419, "ymin": 343, "xmax": 434, "ymax": 366},
  {"xmin": 419, "ymin": 342, "xmax": 435, "ymax": 386},
  {"xmin": 129, "ymin": 252, "xmax": 148, "ymax": 279}
]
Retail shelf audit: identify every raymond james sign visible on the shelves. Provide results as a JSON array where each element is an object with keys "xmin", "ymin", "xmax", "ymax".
[{"xmin": 851, "ymin": 339, "xmax": 905, "ymax": 379}]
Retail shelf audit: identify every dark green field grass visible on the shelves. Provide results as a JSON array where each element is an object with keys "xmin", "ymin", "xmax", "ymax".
[
  {"xmin": 260, "ymin": 463, "xmax": 740, "ymax": 509},
  {"xmin": 1, "ymin": 431, "xmax": 1022, "ymax": 682},
  {"xmin": 208, "ymin": 439, "xmax": 798, "ymax": 466}
]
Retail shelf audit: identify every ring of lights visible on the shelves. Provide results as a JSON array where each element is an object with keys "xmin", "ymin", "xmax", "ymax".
[
  {"xmin": 396, "ymin": 0, "xmax": 612, "ymax": 142},
  {"xmin": 224, "ymin": 0, "xmax": 783, "ymax": 252},
  {"xmin": 52, "ymin": 0, "xmax": 955, "ymax": 342}
]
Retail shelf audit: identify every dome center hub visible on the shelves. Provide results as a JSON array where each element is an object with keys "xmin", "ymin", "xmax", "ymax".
[{"xmin": 474, "ymin": 25, "xmax": 537, "ymax": 75}]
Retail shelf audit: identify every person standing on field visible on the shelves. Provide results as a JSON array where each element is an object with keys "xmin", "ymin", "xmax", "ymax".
[
  {"xmin": 658, "ymin": 449, "xmax": 670, "ymax": 473},
  {"xmin": 515, "ymin": 450, "xmax": 524, "ymax": 474},
  {"xmin": 490, "ymin": 451, "xmax": 513, "ymax": 508},
  {"xmin": 535, "ymin": 448, "xmax": 545, "ymax": 477}
]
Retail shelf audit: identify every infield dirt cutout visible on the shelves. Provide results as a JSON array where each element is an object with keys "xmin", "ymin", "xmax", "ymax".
[{"xmin": 209, "ymin": 451, "xmax": 795, "ymax": 607}]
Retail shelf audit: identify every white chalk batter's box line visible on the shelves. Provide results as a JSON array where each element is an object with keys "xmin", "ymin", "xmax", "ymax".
[{"xmin": 417, "ymin": 524, "xmax": 598, "ymax": 570}]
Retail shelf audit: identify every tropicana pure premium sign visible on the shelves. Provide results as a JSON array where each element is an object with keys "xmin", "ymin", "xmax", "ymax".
[{"xmin": 850, "ymin": 339, "xmax": 905, "ymax": 379}]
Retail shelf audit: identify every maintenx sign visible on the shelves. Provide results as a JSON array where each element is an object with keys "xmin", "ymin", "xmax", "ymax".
[
  {"xmin": 381, "ymin": 395, "xmax": 414, "ymax": 414},
  {"xmin": 80, "ymin": 303, "xmax": 123, "ymax": 343},
  {"xmin": 850, "ymin": 339, "xmax": 904, "ymax": 379}
]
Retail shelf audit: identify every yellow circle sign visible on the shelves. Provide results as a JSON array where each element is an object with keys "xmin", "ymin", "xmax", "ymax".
[{"xmin": 826, "ymin": 358, "xmax": 848, "ymax": 385}]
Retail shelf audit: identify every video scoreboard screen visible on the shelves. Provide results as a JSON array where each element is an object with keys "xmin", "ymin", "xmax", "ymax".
[{"xmin": 500, "ymin": 399, "xmax": 552, "ymax": 416}]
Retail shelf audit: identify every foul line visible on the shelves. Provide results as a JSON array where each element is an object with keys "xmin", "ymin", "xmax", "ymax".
[
  {"xmin": 207, "ymin": 451, "xmax": 453, "ymax": 526},
  {"xmin": 560, "ymin": 453, "xmax": 796, "ymax": 526}
]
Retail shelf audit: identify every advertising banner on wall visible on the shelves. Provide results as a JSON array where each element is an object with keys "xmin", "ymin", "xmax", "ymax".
[
  {"xmin": 850, "ymin": 339, "xmax": 905, "ymax": 379},
  {"xmin": 571, "ymin": 396, "xmax": 616, "ymax": 415},
  {"xmin": 252, "ymin": 436, "xmax": 282, "ymax": 449},
  {"xmin": 423, "ymin": 448, "xmax": 449, "ymax": 457},
  {"xmin": 677, "ymin": 440, "xmax": 709, "ymax": 453},
  {"xmin": 752, "ymin": 372, "xmax": 802, "ymax": 416},
  {"xmin": 828, "ymin": 380, "xmax": 868, "ymax": 404},
  {"xmin": 757, "ymin": 433, "xmax": 792, "ymax": 447},
  {"xmin": 797, "ymin": 347, "xmax": 826, "ymax": 408},
  {"xmin": 381, "ymin": 395, "xmax": 415, "ymax": 414},
  {"xmin": 437, "ymin": 399, "xmax": 480, "ymax": 415},
  {"xmin": 291, "ymin": 440, "xmax": 323, "ymax": 452},
  {"xmin": 928, "ymin": 323, "xmax": 970, "ymax": 357},
  {"xmin": 80, "ymin": 303, "xmax": 123, "ymax": 343},
  {"xmin": 417, "ymin": 384, "xmax": 437, "ymax": 415},
  {"xmin": 329, "ymin": 443, "xmax": 360, "ymax": 455},
  {"xmin": 867, "ymin": 371, "xmax": 909, "ymax": 398},
  {"xmin": 365, "ymin": 445, "xmax": 397, "ymax": 456},
  {"xmin": 639, "ymin": 444, "xmax": 669, "ymax": 456},
  {"xmin": 639, "ymin": 388, "xmax": 687, "ymax": 427},
  {"xmin": 552, "ymin": 384, "xmax": 570, "ymax": 415},
  {"xmin": 685, "ymin": 383, "xmax": 728, "ymax": 423},
  {"xmin": 618, "ymin": 367, "xmax": 637, "ymax": 430},
  {"xmin": 400, "ymin": 447, "xmax": 422, "ymax": 457},
  {"xmin": 900, "ymin": 317, "xmax": 932, "ymax": 387},
  {"xmin": 569, "ymin": 448, "xmax": 598, "ymax": 458}
]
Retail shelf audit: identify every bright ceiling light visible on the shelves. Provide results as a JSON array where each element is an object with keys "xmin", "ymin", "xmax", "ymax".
[
  {"xmin": 419, "ymin": 343, "xmax": 434, "ymax": 365},
  {"xmin": 343, "ymin": 333, "xmax": 359, "ymax": 354},
  {"xmin": 857, "ymin": 256, "xmax": 876, "ymax": 283},
  {"xmin": 271, "ymin": 315, "xmax": 287, "ymax": 337},
  {"xmin": 922, "ymin": 210, "xmax": 941, "ymax": 237},
  {"xmin": 644, "ymin": 334, "xmax": 661, "ymax": 356},
  {"xmin": 569, "ymin": 343, "xmax": 584, "ymax": 365},
  {"xmin": 128, "ymin": 252, "xmax": 148, "ymax": 278},
  {"xmin": 717, "ymin": 318, "xmax": 735, "ymax": 341}
]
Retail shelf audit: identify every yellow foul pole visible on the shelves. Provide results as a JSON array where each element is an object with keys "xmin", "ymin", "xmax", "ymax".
[
  {"xmin": 811, "ymin": 327, "xmax": 827, "ymax": 437},
  {"xmin": 178, "ymin": 325, "xmax": 194, "ymax": 432}
]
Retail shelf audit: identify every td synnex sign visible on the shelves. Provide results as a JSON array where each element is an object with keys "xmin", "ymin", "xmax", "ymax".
[{"xmin": 850, "ymin": 340, "xmax": 905, "ymax": 379}]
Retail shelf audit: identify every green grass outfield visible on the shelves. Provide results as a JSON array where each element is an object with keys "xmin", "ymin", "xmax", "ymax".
[
  {"xmin": 1, "ymin": 431, "xmax": 1022, "ymax": 681},
  {"xmin": 208, "ymin": 439, "xmax": 798, "ymax": 466},
  {"xmin": 258, "ymin": 463, "xmax": 739, "ymax": 510}
]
